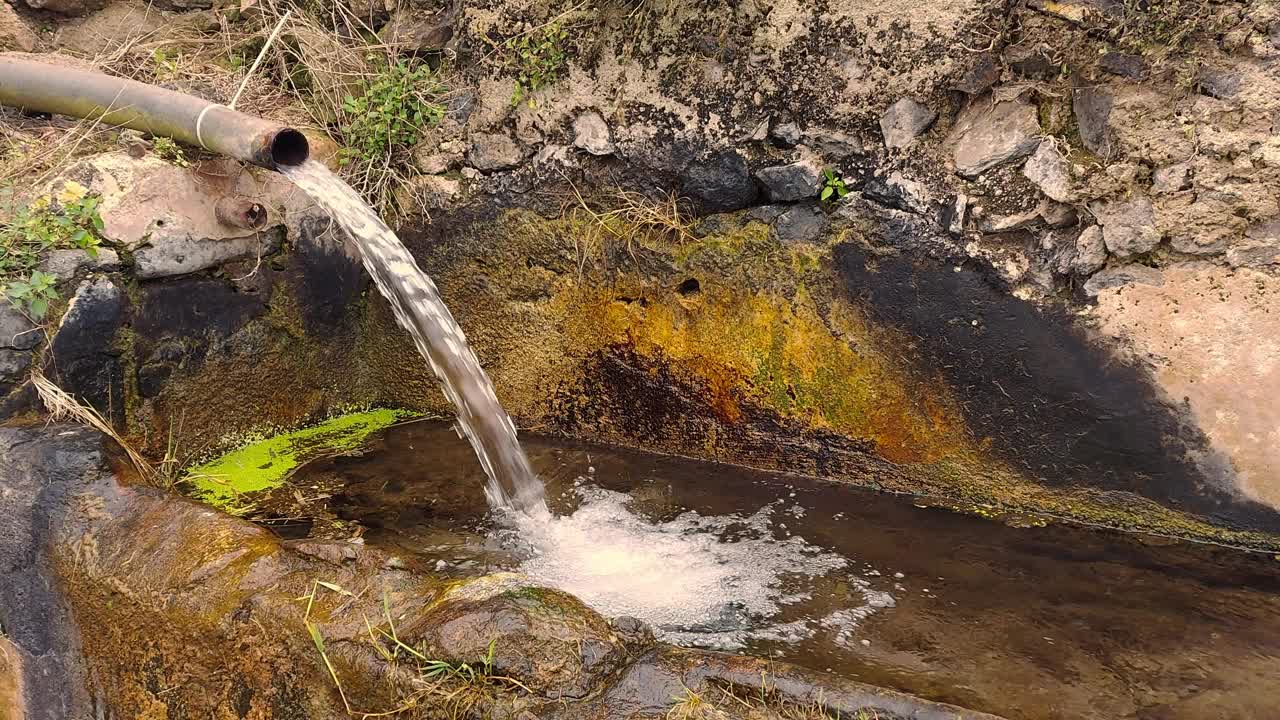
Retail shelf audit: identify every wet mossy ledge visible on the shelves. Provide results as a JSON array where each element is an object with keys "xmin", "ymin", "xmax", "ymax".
[{"xmin": 134, "ymin": 200, "xmax": 1280, "ymax": 553}]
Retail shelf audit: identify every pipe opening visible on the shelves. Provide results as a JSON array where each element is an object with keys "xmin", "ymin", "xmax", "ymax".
[{"xmin": 270, "ymin": 128, "xmax": 309, "ymax": 167}]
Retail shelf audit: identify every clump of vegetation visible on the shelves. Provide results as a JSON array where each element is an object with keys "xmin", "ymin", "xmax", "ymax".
[
  {"xmin": 820, "ymin": 168, "xmax": 850, "ymax": 206},
  {"xmin": 338, "ymin": 60, "xmax": 446, "ymax": 168},
  {"xmin": 565, "ymin": 184, "xmax": 696, "ymax": 276},
  {"xmin": 505, "ymin": 22, "xmax": 570, "ymax": 106},
  {"xmin": 1109, "ymin": 0, "xmax": 1230, "ymax": 63},
  {"xmin": 151, "ymin": 137, "xmax": 191, "ymax": 167},
  {"xmin": 1, "ymin": 183, "xmax": 105, "ymax": 319}
]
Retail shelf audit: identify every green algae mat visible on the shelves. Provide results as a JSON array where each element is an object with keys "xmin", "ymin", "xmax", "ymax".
[{"xmin": 185, "ymin": 409, "xmax": 412, "ymax": 506}]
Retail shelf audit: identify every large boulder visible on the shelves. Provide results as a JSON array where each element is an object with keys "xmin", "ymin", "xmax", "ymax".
[{"xmin": 950, "ymin": 99, "xmax": 1042, "ymax": 177}]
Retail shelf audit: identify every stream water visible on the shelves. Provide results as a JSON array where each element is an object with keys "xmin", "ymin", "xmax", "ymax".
[
  {"xmin": 282, "ymin": 161, "xmax": 546, "ymax": 514},
  {"xmin": 288, "ymin": 421, "xmax": 1280, "ymax": 720}
]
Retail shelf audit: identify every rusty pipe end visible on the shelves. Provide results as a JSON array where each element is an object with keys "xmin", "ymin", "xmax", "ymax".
[{"xmin": 268, "ymin": 128, "xmax": 309, "ymax": 168}]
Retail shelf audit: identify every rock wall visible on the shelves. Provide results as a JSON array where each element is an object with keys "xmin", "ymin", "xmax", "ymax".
[{"xmin": 2, "ymin": 0, "xmax": 1279, "ymax": 546}]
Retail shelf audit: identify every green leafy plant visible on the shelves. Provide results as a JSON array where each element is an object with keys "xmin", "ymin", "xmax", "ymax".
[
  {"xmin": 505, "ymin": 23, "xmax": 570, "ymax": 106},
  {"xmin": 151, "ymin": 48, "xmax": 181, "ymax": 81},
  {"xmin": 1, "ymin": 187, "xmax": 105, "ymax": 319},
  {"xmin": 338, "ymin": 59, "xmax": 445, "ymax": 167},
  {"xmin": 4, "ymin": 270, "xmax": 58, "ymax": 320},
  {"xmin": 152, "ymin": 137, "xmax": 190, "ymax": 167},
  {"xmin": 820, "ymin": 168, "xmax": 850, "ymax": 205}
]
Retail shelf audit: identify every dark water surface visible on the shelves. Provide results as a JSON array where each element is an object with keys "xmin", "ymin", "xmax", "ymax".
[{"xmin": 291, "ymin": 421, "xmax": 1280, "ymax": 720}]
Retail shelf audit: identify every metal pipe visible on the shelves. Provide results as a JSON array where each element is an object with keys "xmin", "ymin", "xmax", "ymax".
[{"xmin": 0, "ymin": 56, "xmax": 309, "ymax": 169}]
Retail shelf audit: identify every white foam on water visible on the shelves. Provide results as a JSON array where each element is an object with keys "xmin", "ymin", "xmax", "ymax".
[{"xmin": 496, "ymin": 485, "xmax": 890, "ymax": 650}]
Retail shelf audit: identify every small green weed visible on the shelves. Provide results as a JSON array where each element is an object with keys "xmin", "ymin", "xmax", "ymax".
[
  {"xmin": 3, "ymin": 270, "xmax": 58, "ymax": 320},
  {"xmin": 152, "ymin": 137, "xmax": 190, "ymax": 168},
  {"xmin": 1, "ymin": 185, "xmax": 106, "ymax": 319},
  {"xmin": 820, "ymin": 168, "xmax": 850, "ymax": 206},
  {"xmin": 505, "ymin": 23, "xmax": 570, "ymax": 106},
  {"xmin": 151, "ymin": 48, "xmax": 182, "ymax": 81},
  {"xmin": 338, "ymin": 59, "xmax": 445, "ymax": 167}
]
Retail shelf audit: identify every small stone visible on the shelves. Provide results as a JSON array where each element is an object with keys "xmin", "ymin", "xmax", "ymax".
[
  {"xmin": 681, "ymin": 149, "xmax": 757, "ymax": 212},
  {"xmin": 773, "ymin": 205, "xmax": 828, "ymax": 244},
  {"xmin": 1022, "ymin": 142, "xmax": 1073, "ymax": 203},
  {"xmin": 380, "ymin": 6, "xmax": 456, "ymax": 52},
  {"xmin": 1071, "ymin": 225, "xmax": 1107, "ymax": 274},
  {"xmin": 1227, "ymin": 218, "xmax": 1280, "ymax": 267},
  {"xmin": 1005, "ymin": 44, "xmax": 1056, "ymax": 80},
  {"xmin": 951, "ymin": 99, "xmax": 1042, "ymax": 177},
  {"xmin": 403, "ymin": 175, "xmax": 460, "ymax": 211},
  {"xmin": 1073, "ymin": 86, "xmax": 1113, "ymax": 157},
  {"xmin": 572, "ymin": 112, "xmax": 616, "ymax": 156},
  {"xmin": 0, "ymin": 2, "xmax": 37, "ymax": 51},
  {"xmin": 1199, "ymin": 70, "xmax": 1241, "ymax": 101},
  {"xmin": 23, "ymin": 0, "xmax": 107, "ymax": 17},
  {"xmin": 412, "ymin": 149, "xmax": 461, "ymax": 175},
  {"xmin": 979, "ymin": 207, "xmax": 1040, "ymax": 233},
  {"xmin": 466, "ymin": 133, "xmax": 524, "ymax": 172},
  {"xmin": 755, "ymin": 161, "xmax": 821, "ymax": 202},
  {"xmin": 0, "ymin": 348, "xmax": 31, "ymax": 383},
  {"xmin": 1090, "ymin": 195, "xmax": 1161, "ymax": 257},
  {"xmin": 770, "ymin": 121, "xmax": 801, "ymax": 148},
  {"xmin": 893, "ymin": 572, "xmax": 905, "ymax": 579},
  {"xmin": 1038, "ymin": 199, "xmax": 1077, "ymax": 228},
  {"xmin": 1152, "ymin": 162, "xmax": 1192, "ymax": 194},
  {"xmin": 953, "ymin": 54, "xmax": 1000, "ymax": 95},
  {"xmin": 0, "ymin": 305, "xmax": 40, "ymax": 351},
  {"xmin": 1083, "ymin": 264, "xmax": 1165, "ymax": 297},
  {"xmin": 879, "ymin": 98, "xmax": 936, "ymax": 149},
  {"xmin": 39, "ymin": 248, "xmax": 121, "ymax": 282},
  {"xmin": 1099, "ymin": 52, "xmax": 1147, "ymax": 78}
]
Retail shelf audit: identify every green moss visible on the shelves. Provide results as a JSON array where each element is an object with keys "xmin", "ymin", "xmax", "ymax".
[{"xmin": 185, "ymin": 409, "xmax": 411, "ymax": 506}]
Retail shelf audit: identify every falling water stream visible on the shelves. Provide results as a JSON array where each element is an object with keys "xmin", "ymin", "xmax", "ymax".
[{"xmin": 283, "ymin": 160, "xmax": 547, "ymax": 515}]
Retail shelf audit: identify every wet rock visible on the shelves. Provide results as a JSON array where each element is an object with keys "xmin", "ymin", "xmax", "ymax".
[
  {"xmin": 773, "ymin": 205, "xmax": 828, "ymax": 244},
  {"xmin": 47, "ymin": 277, "xmax": 125, "ymax": 422},
  {"xmin": 680, "ymin": 149, "xmax": 757, "ymax": 212},
  {"xmin": 950, "ymin": 99, "xmax": 1041, "ymax": 177},
  {"xmin": 38, "ymin": 248, "xmax": 121, "ymax": 282},
  {"xmin": 23, "ymin": 0, "xmax": 106, "ymax": 16},
  {"xmin": 953, "ymin": 54, "xmax": 1000, "ymax": 95},
  {"xmin": 0, "ymin": 3, "xmax": 37, "ymax": 51},
  {"xmin": 1084, "ymin": 264, "xmax": 1165, "ymax": 296},
  {"xmin": 573, "ymin": 111, "xmax": 616, "ymax": 156},
  {"xmin": 1099, "ymin": 52, "xmax": 1147, "ymax": 78},
  {"xmin": 1022, "ymin": 142, "xmax": 1074, "ymax": 203},
  {"xmin": 1090, "ymin": 195, "xmax": 1160, "ymax": 256},
  {"xmin": 0, "ymin": 349, "xmax": 30, "ymax": 384},
  {"xmin": 770, "ymin": 120, "xmax": 801, "ymax": 148},
  {"xmin": 879, "ymin": 98, "xmax": 936, "ymax": 149},
  {"xmin": 1152, "ymin": 162, "xmax": 1192, "ymax": 193},
  {"xmin": 0, "ymin": 305, "xmax": 39, "ymax": 351},
  {"xmin": 743, "ymin": 204, "xmax": 788, "ymax": 224},
  {"xmin": 467, "ymin": 133, "xmax": 525, "ymax": 171},
  {"xmin": 755, "ymin": 160, "xmax": 821, "ymax": 202},
  {"xmin": 380, "ymin": 6, "xmax": 456, "ymax": 51},
  {"xmin": 405, "ymin": 574, "xmax": 647, "ymax": 698},
  {"xmin": 135, "ymin": 227, "xmax": 283, "ymax": 280},
  {"xmin": 1070, "ymin": 225, "xmax": 1107, "ymax": 274},
  {"xmin": 1073, "ymin": 86, "xmax": 1113, "ymax": 156}
]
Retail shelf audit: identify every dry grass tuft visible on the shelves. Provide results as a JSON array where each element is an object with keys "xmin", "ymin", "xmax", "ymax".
[
  {"xmin": 562, "ymin": 180, "xmax": 697, "ymax": 276},
  {"xmin": 32, "ymin": 370, "xmax": 157, "ymax": 484}
]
